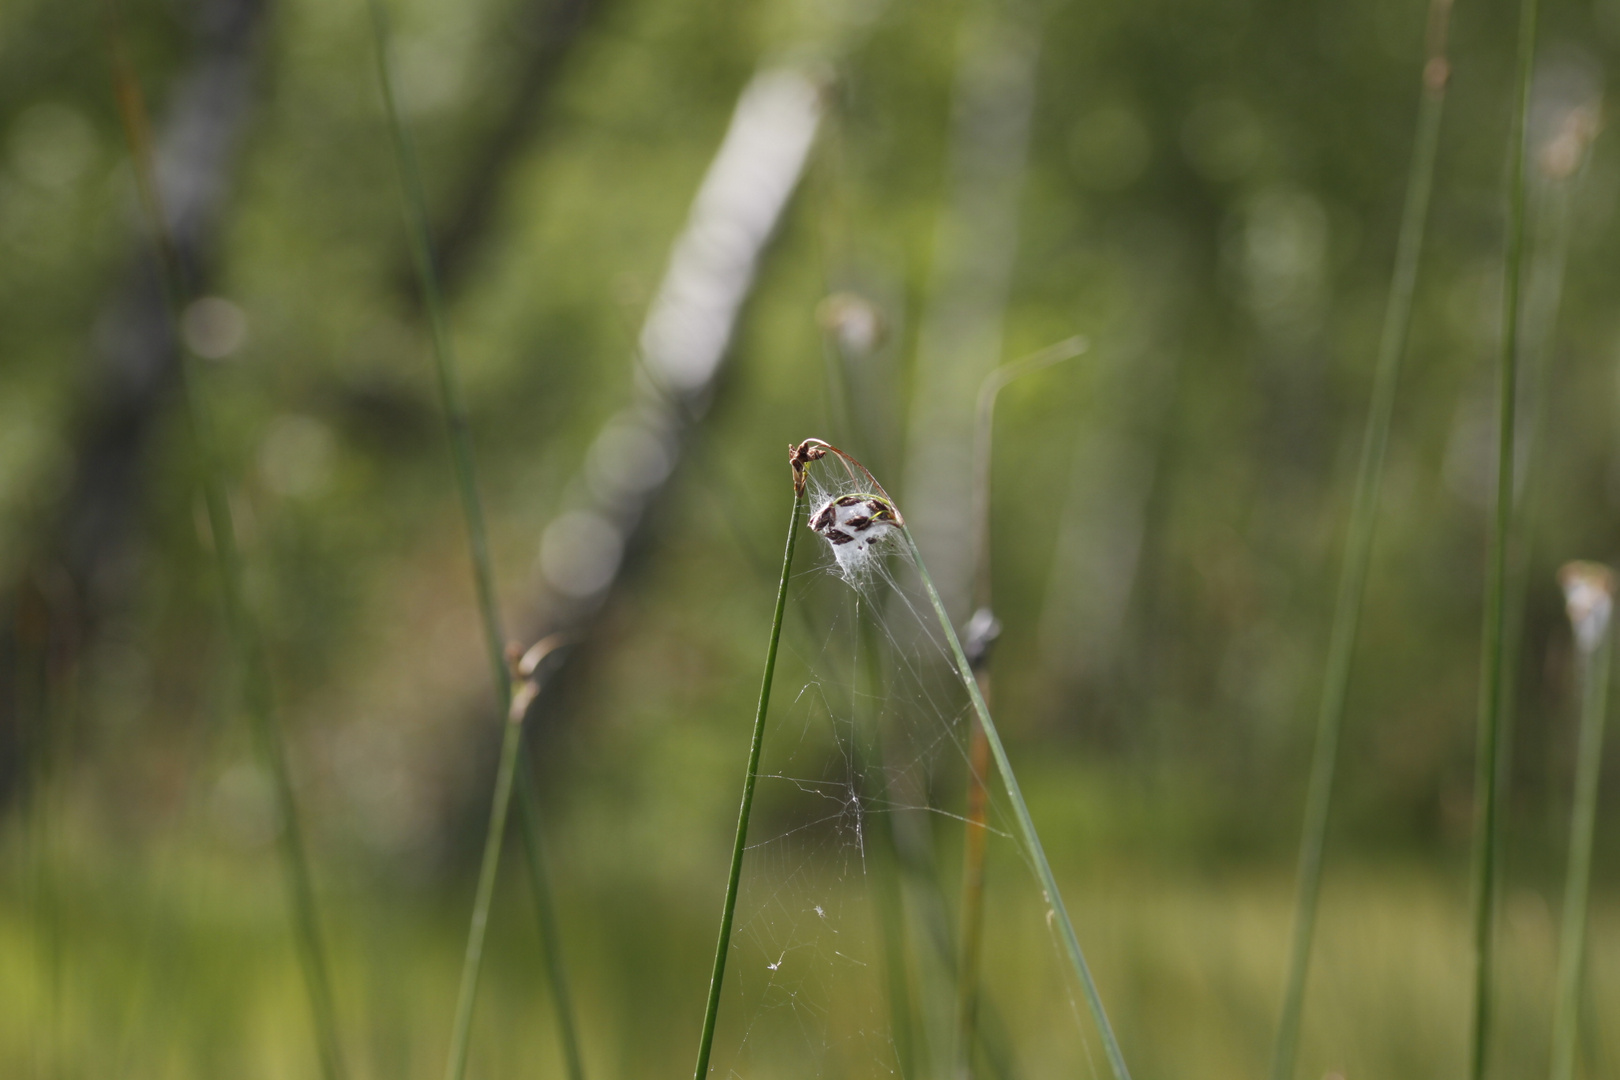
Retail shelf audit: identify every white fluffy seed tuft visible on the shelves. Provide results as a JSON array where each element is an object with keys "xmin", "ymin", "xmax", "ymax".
[
  {"xmin": 808, "ymin": 492, "xmax": 900, "ymax": 582},
  {"xmin": 1559, "ymin": 561, "xmax": 1615, "ymax": 654}
]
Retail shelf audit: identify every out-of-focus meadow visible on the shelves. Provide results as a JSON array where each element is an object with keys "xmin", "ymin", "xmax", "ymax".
[{"xmin": 4, "ymin": 0, "xmax": 1620, "ymax": 1075}]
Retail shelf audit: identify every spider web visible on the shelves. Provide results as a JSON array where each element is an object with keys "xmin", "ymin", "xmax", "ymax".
[{"xmin": 705, "ymin": 462, "xmax": 1105, "ymax": 1079}]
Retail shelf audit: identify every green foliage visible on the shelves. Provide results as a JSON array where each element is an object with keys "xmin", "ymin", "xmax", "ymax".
[{"xmin": 6, "ymin": 0, "xmax": 1620, "ymax": 1073}]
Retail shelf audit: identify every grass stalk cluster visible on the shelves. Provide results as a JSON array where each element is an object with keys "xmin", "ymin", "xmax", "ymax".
[
  {"xmin": 106, "ymin": 25, "xmax": 346, "ymax": 1080},
  {"xmin": 91, "ymin": 0, "xmax": 1599, "ymax": 1072},
  {"xmin": 1469, "ymin": 0, "xmax": 1539, "ymax": 1074},
  {"xmin": 905, "ymin": 528, "xmax": 1132, "ymax": 1080},
  {"xmin": 362, "ymin": 4, "xmax": 585, "ymax": 1079},
  {"xmin": 691, "ymin": 481, "xmax": 807, "ymax": 1080},
  {"xmin": 1549, "ymin": 564, "xmax": 1613, "ymax": 1080},
  {"xmin": 1267, "ymin": 3, "xmax": 1453, "ymax": 1077},
  {"xmin": 693, "ymin": 442, "xmax": 1128, "ymax": 1080},
  {"xmin": 957, "ymin": 337, "xmax": 1084, "ymax": 1074}
]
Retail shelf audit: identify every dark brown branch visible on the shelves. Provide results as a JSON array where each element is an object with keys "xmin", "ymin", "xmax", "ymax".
[
  {"xmin": 0, "ymin": 0, "xmax": 272, "ymax": 807},
  {"xmin": 404, "ymin": 0, "xmax": 602, "ymax": 303}
]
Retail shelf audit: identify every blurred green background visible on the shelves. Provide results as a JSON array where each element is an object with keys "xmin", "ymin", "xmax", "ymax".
[{"xmin": 3, "ymin": 0, "xmax": 1620, "ymax": 1074}]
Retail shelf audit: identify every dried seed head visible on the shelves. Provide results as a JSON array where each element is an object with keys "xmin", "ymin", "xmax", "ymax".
[
  {"xmin": 517, "ymin": 633, "xmax": 568, "ymax": 679},
  {"xmin": 506, "ymin": 634, "xmax": 570, "ymax": 722},
  {"xmin": 963, "ymin": 607, "xmax": 1003, "ymax": 670},
  {"xmin": 791, "ymin": 437, "xmax": 903, "ymax": 582},
  {"xmin": 509, "ymin": 679, "xmax": 540, "ymax": 723},
  {"xmin": 809, "ymin": 491, "xmax": 900, "ymax": 580},
  {"xmin": 1539, "ymin": 103, "xmax": 1603, "ymax": 180},
  {"xmin": 817, "ymin": 292, "xmax": 886, "ymax": 358},
  {"xmin": 1558, "ymin": 561, "xmax": 1614, "ymax": 654},
  {"xmin": 790, "ymin": 439, "xmax": 829, "ymax": 495}
]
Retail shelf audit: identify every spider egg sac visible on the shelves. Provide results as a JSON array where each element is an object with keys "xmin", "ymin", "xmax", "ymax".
[{"xmin": 809, "ymin": 493, "xmax": 898, "ymax": 579}]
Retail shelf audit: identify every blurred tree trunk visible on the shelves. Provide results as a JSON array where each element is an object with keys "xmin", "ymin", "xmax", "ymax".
[
  {"xmin": 900, "ymin": 1, "xmax": 1041, "ymax": 625},
  {"xmin": 403, "ymin": 0, "xmax": 604, "ymax": 303},
  {"xmin": 426, "ymin": 62, "xmax": 821, "ymax": 851},
  {"xmin": 0, "ymin": 0, "xmax": 272, "ymax": 808}
]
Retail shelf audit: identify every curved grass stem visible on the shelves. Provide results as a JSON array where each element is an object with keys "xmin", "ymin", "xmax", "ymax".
[
  {"xmin": 1470, "ymin": 1, "xmax": 1538, "ymax": 1075},
  {"xmin": 692, "ymin": 486, "xmax": 807, "ymax": 1079},
  {"xmin": 970, "ymin": 337, "xmax": 1088, "ymax": 613},
  {"xmin": 1550, "ymin": 589, "xmax": 1612, "ymax": 1080},
  {"xmin": 361, "ymin": 3, "xmax": 585, "ymax": 1078},
  {"xmin": 1267, "ymin": 5, "xmax": 1452, "ymax": 1078},
  {"xmin": 958, "ymin": 336, "xmax": 1085, "ymax": 1077}
]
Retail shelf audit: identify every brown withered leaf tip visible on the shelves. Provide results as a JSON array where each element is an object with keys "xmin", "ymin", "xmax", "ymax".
[{"xmin": 789, "ymin": 439, "xmax": 828, "ymax": 495}]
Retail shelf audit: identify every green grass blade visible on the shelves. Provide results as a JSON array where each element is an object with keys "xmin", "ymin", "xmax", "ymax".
[
  {"xmin": 442, "ymin": 696, "xmax": 526, "ymax": 1080},
  {"xmin": 692, "ymin": 486, "xmax": 807, "ymax": 1080},
  {"xmin": 361, "ymin": 0, "xmax": 504, "ymax": 691},
  {"xmin": 1486, "ymin": 126, "xmax": 1598, "ymax": 1080},
  {"xmin": 1266, "ymin": 6, "xmax": 1453, "ymax": 1077},
  {"xmin": 903, "ymin": 529, "xmax": 1132, "ymax": 1080},
  {"xmin": 1550, "ymin": 572, "xmax": 1612, "ymax": 1080},
  {"xmin": 958, "ymin": 337, "xmax": 1085, "ymax": 1075},
  {"xmin": 515, "ymin": 776, "xmax": 589, "ymax": 1080},
  {"xmin": 850, "ymin": 602, "xmax": 927, "ymax": 1079},
  {"xmin": 360, "ymin": 4, "xmax": 586, "ymax": 1078},
  {"xmin": 107, "ymin": 40, "xmax": 347, "ymax": 1080},
  {"xmin": 1469, "ymin": 0, "xmax": 1538, "ymax": 1075},
  {"xmin": 969, "ymin": 338, "xmax": 1087, "ymax": 613}
]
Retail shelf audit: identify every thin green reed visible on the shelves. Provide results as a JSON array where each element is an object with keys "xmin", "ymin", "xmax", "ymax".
[
  {"xmin": 360, "ymin": 4, "xmax": 585, "ymax": 1079},
  {"xmin": 691, "ymin": 473, "xmax": 807, "ymax": 1080},
  {"xmin": 1549, "ymin": 565, "xmax": 1613, "ymax": 1080},
  {"xmin": 106, "ymin": 31, "xmax": 346, "ymax": 1080},
  {"xmin": 1266, "ymin": 4, "xmax": 1454, "ymax": 1078},
  {"xmin": 682, "ymin": 429, "xmax": 928, "ymax": 1075},
  {"xmin": 514, "ymin": 768, "xmax": 586, "ymax": 1080},
  {"xmin": 851, "ymin": 599, "xmax": 931, "ymax": 1080},
  {"xmin": 1496, "ymin": 106, "xmax": 1598, "ymax": 878},
  {"xmin": 786, "ymin": 436, "xmax": 1128, "ymax": 1080},
  {"xmin": 904, "ymin": 531, "xmax": 1131, "ymax": 1080},
  {"xmin": 959, "ymin": 337, "xmax": 1084, "ymax": 1076},
  {"xmin": 865, "ymin": 755, "xmax": 925, "ymax": 1080},
  {"xmin": 843, "ymin": 587, "xmax": 929, "ymax": 1080},
  {"xmin": 1470, "ymin": 0, "xmax": 1538, "ymax": 1074}
]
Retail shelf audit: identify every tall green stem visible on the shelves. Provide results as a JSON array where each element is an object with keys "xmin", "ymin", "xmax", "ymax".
[
  {"xmin": 1267, "ymin": 6, "xmax": 1452, "ymax": 1078},
  {"xmin": 1470, "ymin": 0, "xmax": 1538, "ymax": 1075},
  {"xmin": 1497, "ymin": 155, "xmax": 1587, "ymax": 874},
  {"xmin": 360, "ymin": 4, "xmax": 585, "ymax": 1078},
  {"xmin": 850, "ymin": 597, "xmax": 927, "ymax": 1079},
  {"xmin": 443, "ymin": 690, "xmax": 526, "ymax": 1080},
  {"xmin": 516, "ymin": 772, "xmax": 589, "ymax": 1080},
  {"xmin": 106, "ymin": 34, "xmax": 346, "ymax": 1080},
  {"xmin": 904, "ymin": 529, "xmax": 1132, "ymax": 1080},
  {"xmin": 692, "ymin": 488, "xmax": 807, "ymax": 1079},
  {"xmin": 958, "ymin": 337, "xmax": 1083, "ymax": 1077},
  {"xmin": 1549, "ymin": 594, "xmax": 1611, "ymax": 1080}
]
